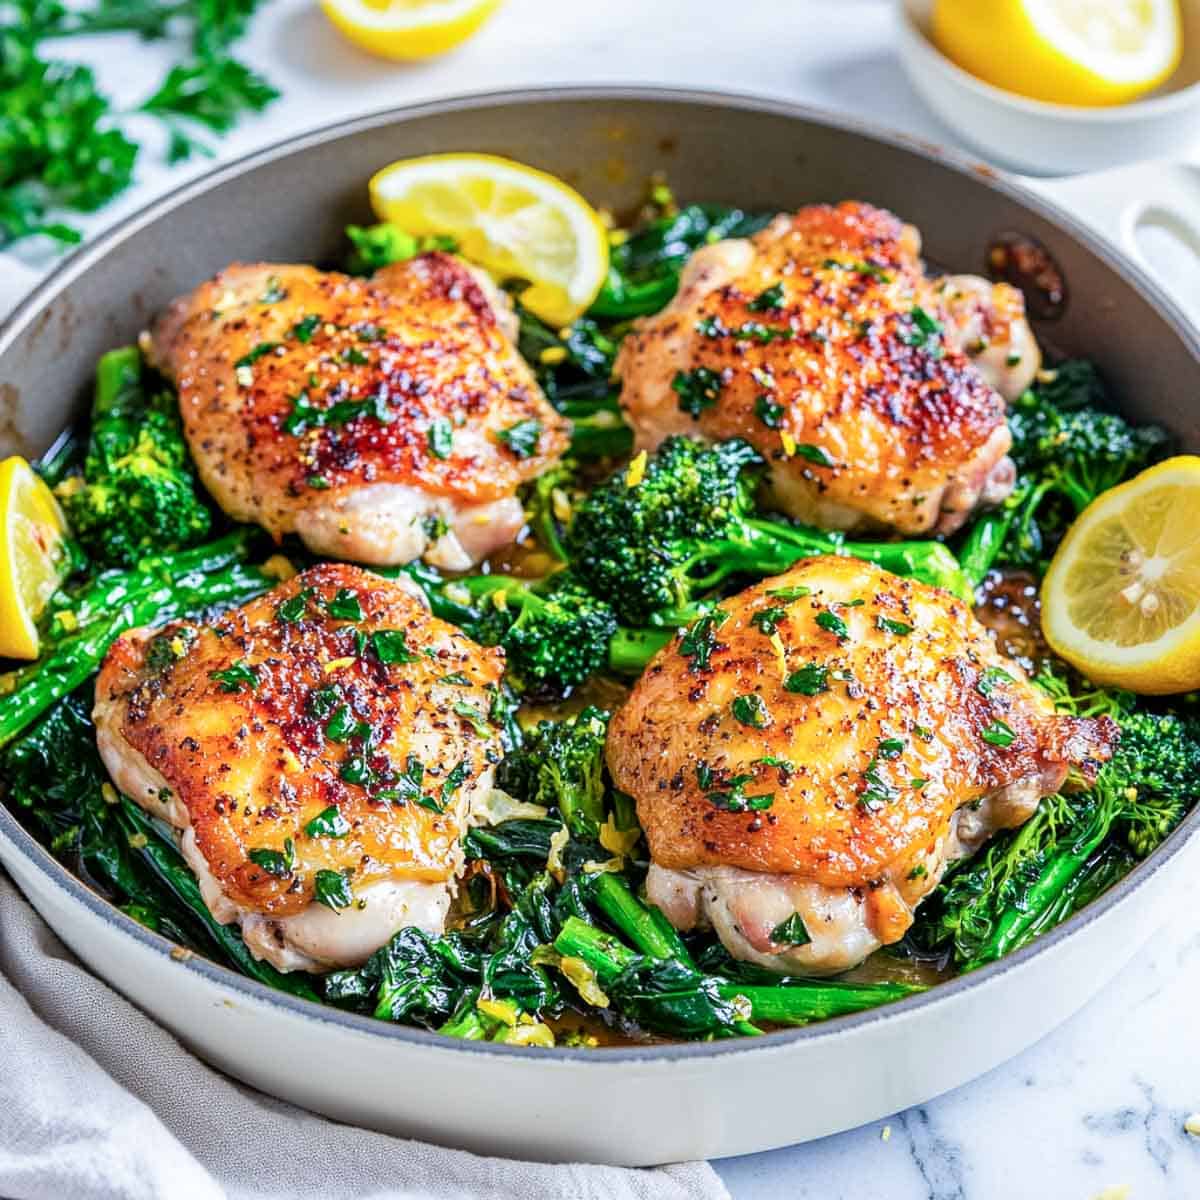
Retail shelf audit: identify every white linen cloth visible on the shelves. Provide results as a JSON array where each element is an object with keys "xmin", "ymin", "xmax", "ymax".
[{"xmin": 0, "ymin": 874, "xmax": 729, "ymax": 1200}]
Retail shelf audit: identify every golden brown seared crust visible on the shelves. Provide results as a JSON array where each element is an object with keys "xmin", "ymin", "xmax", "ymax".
[
  {"xmin": 607, "ymin": 557, "xmax": 1115, "ymax": 887},
  {"xmin": 151, "ymin": 255, "xmax": 569, "ymax": 538},
  {"xmin": 617, "ymin": 202, "xmax": 1011, "ymax": 534},
  {"xmin": 95, "ymin": 564, "xmax": 504, "ymax": 916}
]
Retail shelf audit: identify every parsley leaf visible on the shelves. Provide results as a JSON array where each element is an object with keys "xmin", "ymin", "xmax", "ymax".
[
  {"xmin": 209, "ymin": 660, "xmax": 258, "ymax": 693},
  {"xmin": 313, "ymin": 868, "xmax": 354, "ymax": 911},
  {"xmin": 427, "ymin": 418, "xmax": 454, "ymax": 460},
  {"xmin": 496, "ymin": 418, "xmax": 543, "ymax": 458},
  {"xmin": 305, "ymin": 806, "xmax": 350, "ymax": 839},
  {"xmin": 672, "ymin": 368, "xmax": 722, "ymax": 417},
  {"xmin": 770, "ymin": 912, "xmax": 812, "ymax": 946},
  {"xmin": 248, "ymin": 837, "xmax": 295, "ymax": 879},
  {"xmin": 731, "ymin": 693, "xmax": 771, "ymax": 729}
]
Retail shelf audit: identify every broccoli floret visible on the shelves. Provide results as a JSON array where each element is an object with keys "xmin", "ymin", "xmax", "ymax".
[
  {"xmin": 565, "ymin": 436, "xmax": 972, "ymax": 626},
  {"xmin": 1110, "ymin": 710, "xmax": 1200, "ymax": 858},
  {"xmin": 496, "ymin": 706, "xmax": 609, "ymax": 835},
  {"xmin": 57, "ymin": 347, "xmax": 211, "ymax": 567},
  {"xmin": 455, "ymin": 572, "xmax": 618, "ymax": 699}
]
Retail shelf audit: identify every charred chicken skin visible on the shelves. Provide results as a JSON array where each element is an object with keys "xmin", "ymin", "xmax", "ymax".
[
  {"xmin": 93, "ymin": 563, "xmax": 504, "ymax": 972},
  {"xmin": 606, "ymin": 556, "xmax": 1115, "ymax": 975},
  {"xmin": 615, "ymin": 202, "xmax": 1029, "ymax": 536},
  {"xmin": 150, "ymin": 254, "xmax": 569, "ymax": 569}
]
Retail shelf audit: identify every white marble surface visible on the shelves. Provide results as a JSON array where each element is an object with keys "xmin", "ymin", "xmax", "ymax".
[{"xmin": 4, "ymin": 2, "xmax": 1200, "ymax": 1196}]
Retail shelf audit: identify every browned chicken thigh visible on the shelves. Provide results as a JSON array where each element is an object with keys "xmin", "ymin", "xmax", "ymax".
[
  {"xmin": 151, "ymin": 254, "xmax": 569, "ymax": 568},
  {"xmin": 616, "ymin": 202, "xmax": 1027, "ymax": 536},
  {"xmin": 606, "ymin": 557, "xmax": 1115, "ymax": 975},
  {"xmin": 94, "ymin": 563, "xmax": 505, "ymax": 972}
]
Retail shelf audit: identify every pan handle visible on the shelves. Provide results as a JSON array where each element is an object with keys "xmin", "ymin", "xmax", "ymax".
[{"xmin": 1023, "ymin": 162, "xmax": 1200, "ymax": 324}]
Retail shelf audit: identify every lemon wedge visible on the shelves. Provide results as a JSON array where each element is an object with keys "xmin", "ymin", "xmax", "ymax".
[
  {"xmin": 0, "ymin": 456, "xmax": 69, "ymax": 660},
  {"xmin": 369, "ymin": 153, "xmax": 609, "ymax": 326},
  {"xmin": 320, "ymin": 0, "xmax": 500, "ymax": 61},
  {"xmin": 932, "ymin": 0, "xmax": 1183, "ymax": 107},
  {"xmin": 1041, "ymin": 456, "xmax": 1200, "ymax": 694}
]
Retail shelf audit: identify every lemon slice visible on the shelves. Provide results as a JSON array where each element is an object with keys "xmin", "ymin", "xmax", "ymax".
[
  {"xmin": 320, "ymin": 0, "xmax": 501, "ymax": 61},
  {"xmin": 369, "ymin": 153, "xmax": 609, "ymax": 326},
  {"xmin": 0, "ymin": 456, "xmax": 69, "ymax": 660},
  {"xmin": 1041, "ymin": 456, "xmax": 1200, "ymax": 694},
  {"xmin": 932, "ymin": 0, "xmax": 1183, "ymax": 107}
]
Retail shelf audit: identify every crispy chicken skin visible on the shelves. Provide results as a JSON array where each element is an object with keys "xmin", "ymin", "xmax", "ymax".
[
  {"xmin": 150, "ymin": 255, "xmax": 569, "ymax": 568},
  {"xmin": 93, "ymin": 563, "xmax": 505, "ymax": 972},
  {"xmin": 615, "ymin": 202, "xmax": 1020, "ymax": 536},
  {"xmin": 606, "ymin": 557, "xmax": 1115, "ymax": 975}
]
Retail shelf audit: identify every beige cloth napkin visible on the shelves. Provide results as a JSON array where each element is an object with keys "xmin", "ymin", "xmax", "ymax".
[{"xmin": 0, "ymin": 874, "xmax": 729, "ymax": 1200}]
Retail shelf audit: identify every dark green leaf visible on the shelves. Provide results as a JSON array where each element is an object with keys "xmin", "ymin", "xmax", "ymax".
[
  {"xmin": 770, "ymin": 912, "xmax": 812, "ymax": 946},
  {"xmin": 305, "ymin": 806, "xmax": 350, "ymax": 839},
  {"xmin": 314, "ymin": 868, "xmax": 354, "ymax": 911}
]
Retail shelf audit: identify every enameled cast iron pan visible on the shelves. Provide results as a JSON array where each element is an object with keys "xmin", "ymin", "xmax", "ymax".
[{"xmin": 1, "ymin": 87, "xmax": 1197, "ymax": 1166}]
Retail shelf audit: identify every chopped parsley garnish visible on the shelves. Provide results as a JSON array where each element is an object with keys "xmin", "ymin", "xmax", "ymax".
[
  {"xmin": 305, "ymin": 806, "xmax": 350, "ymax": 839},
  {"xmin": 784, "ymin": 663, "xmax": 829, "ymax": 695},
  {"xmin": 313, "ymin": 868, "xmax": 354, "ymax": 911},
  {"xmin": 982, "ymin": 720, "xmax": 1017, "ymax": 748},
  {"xmin": 822, "ymin": 258, "xmax": 892, "ymax": 282},
  {"xmin": 910, "ymin": 778, "xmax": 929, "ymax": 789},
  {"xmin": 794, "ymin": 443, "xmax": 834, "ymax": 467},
  {"xmin": 755, "ymin": 755, "xmax": 795, "ymax": 777},
  {"xmin": 325, "ymin": 588, "xmax": 363, "ymax": 621},
  {"xmin": 496, "ymin": 418, "xmax": 543, "ymax": 458},
  {"xmin": 440, "ymin": 672, "xmax": 471, "ymax": 685},
  {"xmin": 382, "ymin": 755, "xmax": 425, "ymax": 807},
  {"xmin": 731, "ymin": 693, "xmax": 771, "ymax": 729},
  {"xmin": 325, "ymin": 704, "xmax": 370, "ymax": 743},
  {"xmin": 283, "ymin": 391, "xmax": 382, "ymax": 436},
  {"xmin": 276, "ymin": 587, "xmax": 314, "ymax": 624},
  {"xmin": 341, "ymin": 347, "xmax": 369, "ymax": 365},
  {"xmin": 248, "ymin": 838, "xmax": 294, "ymax": 878},
  {"xmin": 750, "ymin": 606, "xmax": 788, "ymax": 635},
  {"xmin": 695, "ymin": 762, "xmax": 773, "ymax": 813},
  {"xmin": 695, "ymin": 315, "xmax": 727, "ymax": 338},
  {"xmin": 672, "ymin": 367, "xmax": 723, "ymax": 417},
  {"xmin": 306, "ymin": 474, "xmax": 330, "ymax": 490},
  {"xmin": 901, "ymin": 305, "xmax": 944, "ymax": 355},
  {"xmin": 877, "ymin": 737, "xmax": 905, "ymax": 759},
  {"xmin": 439, "ymin": 760, "xmax": 471, "ymax": 807},
  {"xmin": 289, "ymin": 314, "xmax": 321, "ymax": 343},
  {"xmin": 754, "ymin": 395, "xmax": 785, "ymax": 429},
  {"xmin": 876, "ymin": 615, "xmax": 913, "ymax": 636},
  {"xmin": 453, "ymin": 702, "xmax": 492, "ymax": 737},
  {"xmin": 815, "ymin": 610, "xmax": 849, "ymax": 639},
  {"xmin": 678, "ymin": 610, "xmax": 726, "ymax": 672},
  {"xmin": 423, "ymin": 514, "xmax": 449, "ymax": 541},
  {"xmin": 339, "ymin": 755, "xmax": 374, "ymax": 787},
  {"xmin": 307, "ymin": 686, "xmax": 340, "ymax": 719},
  {"xmin": 747, "ymin": 283, "xmax": 784, "ymax": 312},
  {"xmin": 371, "ymin": 629, "xmax": 416, "ymax": 665},
  {"xmin": 209, "ymin": 660, "xmax": 258, "ymax": 693},
  {"xmin": 235, "ymin": 341, "xmax": 278, "ymax": 369},
  {"xmin": 770, "ymin": 912, "xmax": 812, "ymax": 946},
  {"xmin": 260, "ymin": 278, "xmax": 286, "ymax": 304},
  {"xmin": 914, "ymin": 724, "xmax": 934, "ymax": 742},
  {"xmin": 907, "ymin": 863, "xmax": 928, "ymax": 881},
  {"xmin": 356, "ymin": 323, "xmax": 386, "ymax": 342},
  {"xmin": 767, "ymin": 585, "xmax": 811, "ymax": 600},
  {"xmin": 976, "ymin": 667, "xmax": 1015, "ymax": 698},
  {"xmin": 427, "ymin": 418, "xmax": 454, "ymax": 460},
  {"xmin": 733, "ymin": 321, "xmax": 792, "ymax": 344}
]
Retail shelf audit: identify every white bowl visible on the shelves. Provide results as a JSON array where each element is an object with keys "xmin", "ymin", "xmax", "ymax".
[{"xmin": 898, "ymin": 0, "xmax": 1200, "ymax": 175}]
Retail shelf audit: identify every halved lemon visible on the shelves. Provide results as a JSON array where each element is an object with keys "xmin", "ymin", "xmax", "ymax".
[
  {"xmin": 1041, "ymin": 456, "xmax": 1200, "ymax": 694},
  {"xmin": 320, "ymin": 0, "xmax": 501, "ymax": 61},
  {"xmin": 932, "ymin": 0, "xmax": 1182, "ymax": 107},
  {"xmin": 0, "ymin": 457, "xmax": 69, "ymax": 660},
  {"xmin": 369, "ymin": 153, "xmax": 609, "ymax": 326}
]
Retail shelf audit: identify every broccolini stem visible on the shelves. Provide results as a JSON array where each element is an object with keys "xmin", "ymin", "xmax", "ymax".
[
  {"xmin": 714, "ymin": 981, "xmax": 923, "ymax": 1025},
  {"xmin": 94, "ymin": 345, "xmax": 143, "ymax": 416},
  {"xmin": 0, "ymin": 551, "xmax": 274, "ymax": 747},
  {"xmin": 607, "ymin": 627, "xmax": 674, "ymax": 674},
  {"xmin": 967, "ymin": 802, "xmax": 1116, "ymax": 968},
  {"xmin": 554, "ymin": 916, "xmax": 922, "ymax": 1031},
  {"xmin": 591, "ymin": 873, "xmax": 694, "ymax": 967}
]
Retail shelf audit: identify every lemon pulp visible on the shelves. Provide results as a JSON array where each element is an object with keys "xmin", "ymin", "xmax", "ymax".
[{"xmin": 1042, "ymin": 456, "xmax": 1200, "ymax": 694}]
